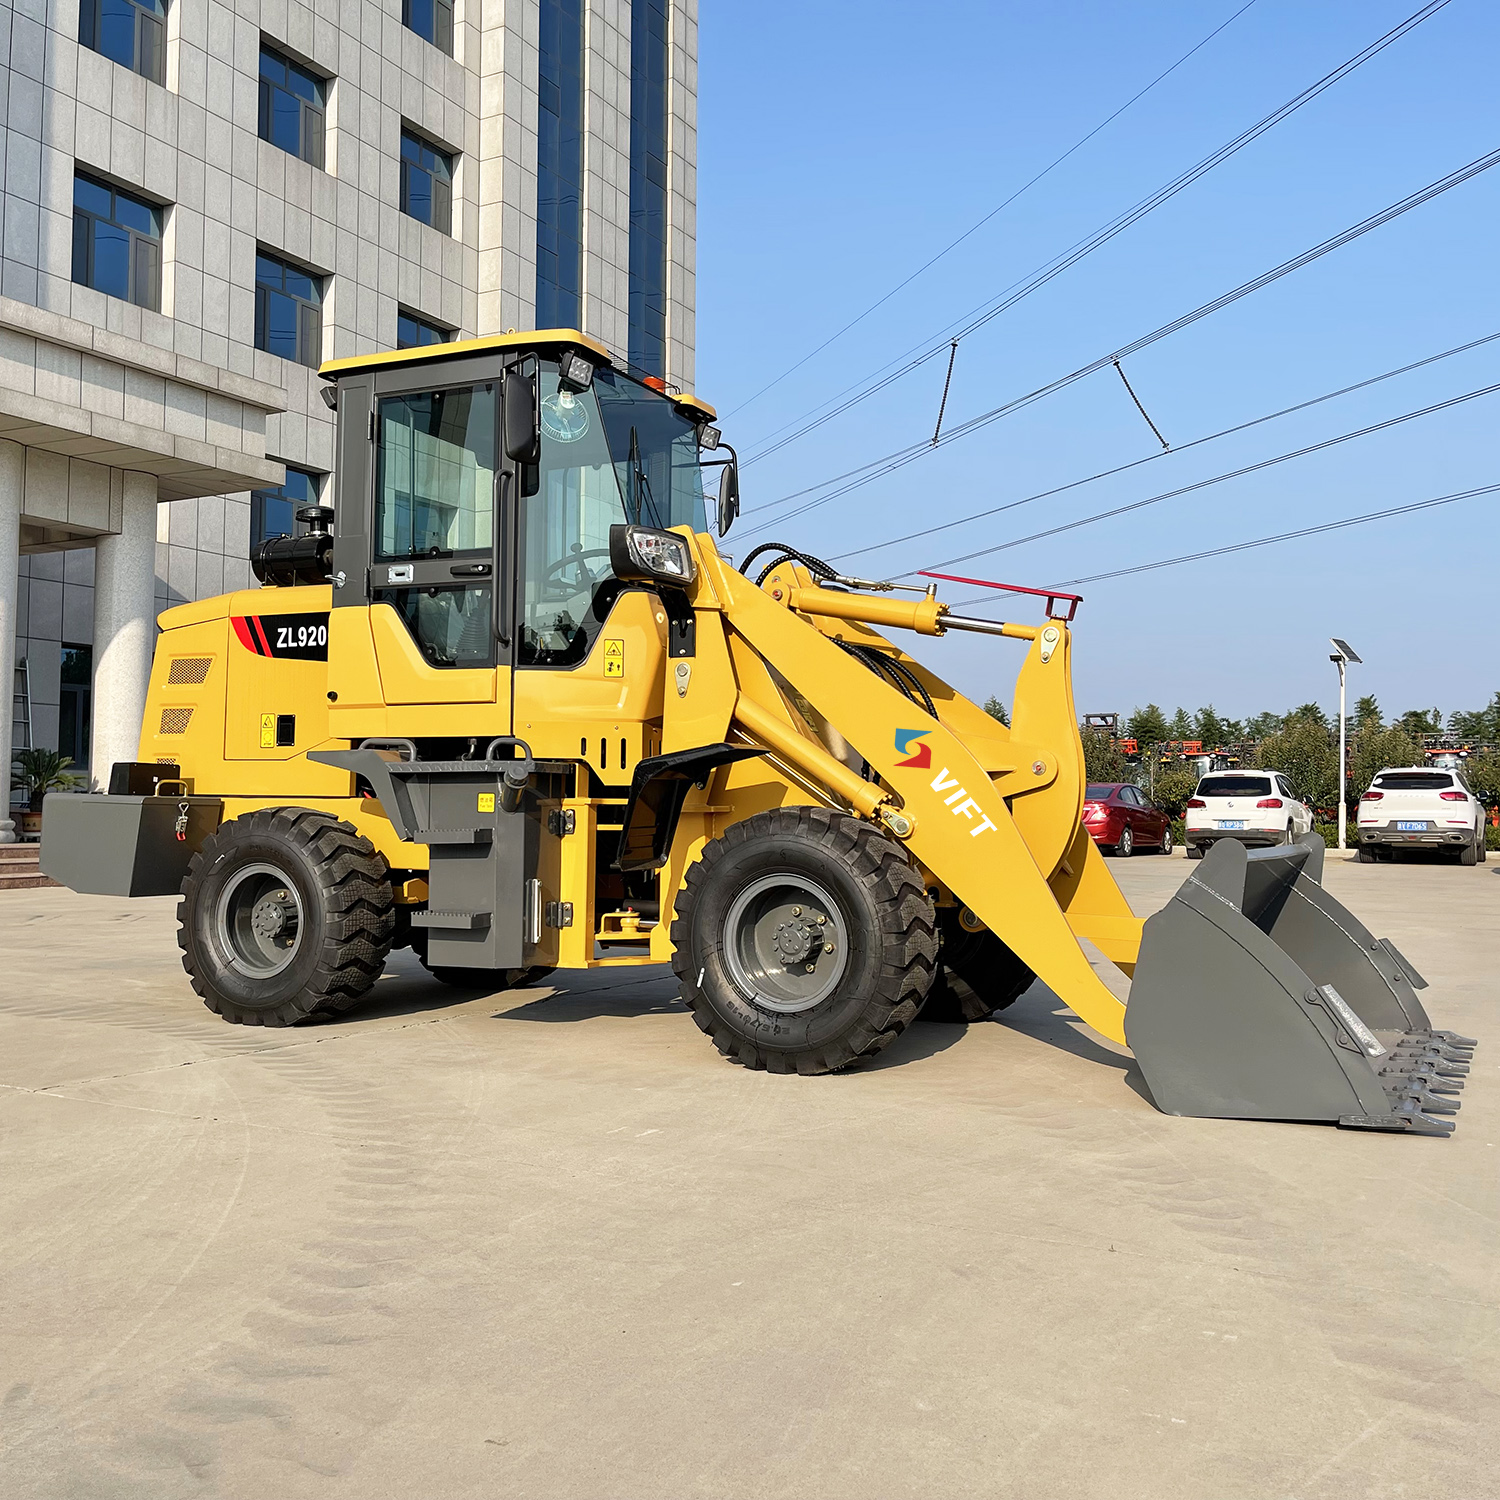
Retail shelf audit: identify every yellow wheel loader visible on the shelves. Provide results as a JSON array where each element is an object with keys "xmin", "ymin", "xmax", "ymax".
[{"xmin": 42, "ymin": 331, "xmax": 1473, "ymax": 1133}]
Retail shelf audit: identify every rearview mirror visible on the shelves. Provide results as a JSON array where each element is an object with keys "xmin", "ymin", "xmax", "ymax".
[
  {"xmin": 503, "ymin": 366, "xmax": 540, "ymax": 464},
  {"xmin": 716, "ymin": 449, "xmax": 740, "ymax": 537}
]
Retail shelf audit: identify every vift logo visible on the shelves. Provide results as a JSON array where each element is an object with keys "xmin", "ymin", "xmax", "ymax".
[
  {"xmin": 929, "ymin": 768, "xmax": 998, "ymax": 838},
  {"xmin": 893, "ymin": 730, "xmax": 997, "ymax": 837},
  {"xmin": 893, "ymin": 729, "xmax": 932, "ymax": 768}
]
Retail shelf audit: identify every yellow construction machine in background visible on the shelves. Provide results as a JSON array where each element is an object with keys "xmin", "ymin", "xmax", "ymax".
[{"xmin": 42, "ymin": 331, "xmax": 1474, "ymax": 1133}]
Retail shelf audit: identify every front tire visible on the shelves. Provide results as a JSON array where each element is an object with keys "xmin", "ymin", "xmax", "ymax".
[
  {"xmin": 671, "ymin": 807, "xmax": 937, "ymax": 1074},
  {"xmin": 178, "ymin": 808, "xmax": 394, "ymax": 1026}
]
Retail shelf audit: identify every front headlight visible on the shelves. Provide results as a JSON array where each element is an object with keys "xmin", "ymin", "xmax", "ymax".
[{"xmin": 609, "ymin": 524, "xmax": 697, "ymax": 587}]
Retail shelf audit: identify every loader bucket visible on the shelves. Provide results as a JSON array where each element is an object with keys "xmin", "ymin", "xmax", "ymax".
[{"xmin": 1125, "ymin": 834, "xmax": 1474, "ymax": 1137}]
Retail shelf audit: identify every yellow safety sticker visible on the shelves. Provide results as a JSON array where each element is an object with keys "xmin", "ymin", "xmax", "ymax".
[
  {"xmin": 602, "ymin": 638, "xmax": 624, "ymax": 678},
  {"xmin": 477, "ymin": 792, "xmax": 495, "ymax": 813},
  {"xmin": 260, "ymin": 713, "xmax": 275, "ymax": 748}
]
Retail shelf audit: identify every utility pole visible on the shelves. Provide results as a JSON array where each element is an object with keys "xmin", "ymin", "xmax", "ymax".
[{"xmin": 1330, "ymin": 639, "xmax": 1362, "ymax": 849}]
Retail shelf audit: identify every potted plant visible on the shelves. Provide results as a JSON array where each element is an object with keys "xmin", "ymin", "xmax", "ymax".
[{"xmin": 10, "ymin": 748, "xmax": 87, "ymax": 840}]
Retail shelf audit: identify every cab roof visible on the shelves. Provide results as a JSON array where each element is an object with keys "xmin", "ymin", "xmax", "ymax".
[{"xmin": 318, "ymin": 328, "xmax": 717, "ymax": 420}]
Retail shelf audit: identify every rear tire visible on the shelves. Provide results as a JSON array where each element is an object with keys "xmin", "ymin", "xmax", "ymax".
[
  {"xmin": 1459, "ymin": 836, "xmax": 1479, "ymax": 866},
  {"xmin": 671, "ymin": 807, "xmax": 936, "ymax": 1073},
  {"xmin": 178, "ymin": 808, "xmax": 394, "ymax": 1026},
  {"xmin": 1185, "ymin": 843, "xmax": 1204, "ymax": 861},
  {"xmin": 1159, "ymin": 826, "xmax": 1174, "ymax": 856},
  {"xmin": 1356, "ymin": 844, "xmax": 1375, "ymax": 863},
  {"xmin": 1114, "ymin": 826, "xmax": 1133, "ymax": 858},
  {"xmin": 921, "ymin": 908, "xmax": 1034, "ymax": 1022}
]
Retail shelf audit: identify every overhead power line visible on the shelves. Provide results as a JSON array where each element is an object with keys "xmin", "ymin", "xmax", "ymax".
[
  {"xmin": 729, "ymin": 0, "xmax": 1262, "ymax": 419},
  {"xmin": 829, "ymin": 331, "xmax": 1500, "ymax": 565},
  {"xmin": 922, "ymin": 380, "xmax": 1500, "ymax": 572},
  {"xmin": 1056, "ymin": 482, "xmax": 1500, "ymax": 587},
  {"xmin": 738, "ymin": 140, "xmax": 1500, "ymax": 537},
  {"xmin": 737, "ymin": 0, "xmax": 1454, "ymax": 465}
]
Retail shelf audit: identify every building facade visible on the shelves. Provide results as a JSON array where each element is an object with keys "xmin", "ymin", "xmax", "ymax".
[{"xmin": 1, "ymin": 0, "xmax": 698, "ymax": 839}]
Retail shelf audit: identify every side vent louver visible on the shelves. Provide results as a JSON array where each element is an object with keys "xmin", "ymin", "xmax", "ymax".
[
  {"xmin": 159, "ymin": 708, "xmax": 194, "ymax": 735},
  {"xmin": 167, "ymin": 656, "xmax": 212, "ymax": 685}
]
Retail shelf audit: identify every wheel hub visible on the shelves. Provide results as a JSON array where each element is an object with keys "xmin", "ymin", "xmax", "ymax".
[
  {"xmin": 215, "ymin": 863, "xmax": 305, "ymax": 979},
  {"xmin": 723, "ymin": 875, "xmax": 848, "ymax": 1014},
  {"xmin": 250, "ymin": 891, "xmax": 296, "ymax": 941}
]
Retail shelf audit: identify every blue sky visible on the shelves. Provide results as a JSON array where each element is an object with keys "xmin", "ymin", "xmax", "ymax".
[{"xmin": 694, "ymin": 0, "xmax": 1498, "ymax": 726}]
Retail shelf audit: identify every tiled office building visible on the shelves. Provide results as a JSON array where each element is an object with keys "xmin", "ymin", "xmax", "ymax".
[{"xmin": 0, "ymin": 0, "xmax": 698, "ymax": 838}]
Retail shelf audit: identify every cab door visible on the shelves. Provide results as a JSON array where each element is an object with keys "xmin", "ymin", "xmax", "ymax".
[{"xmin": 330, "ymin": 362, "xmax": 510, "ymax": 716}]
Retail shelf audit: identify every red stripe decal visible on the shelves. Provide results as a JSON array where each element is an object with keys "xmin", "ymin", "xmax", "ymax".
[
  {"xmin": 230, "ymin": 617, "xmax": 258, "ymax": 653},
  {"xmin": 251, "ymin": 616, "xmax": 273, "ymax": 655}
]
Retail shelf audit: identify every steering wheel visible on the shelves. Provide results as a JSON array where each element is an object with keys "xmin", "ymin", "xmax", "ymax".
[{"xmin": 540, "ymin": 548, "xmax": 613, "ymax": 603}]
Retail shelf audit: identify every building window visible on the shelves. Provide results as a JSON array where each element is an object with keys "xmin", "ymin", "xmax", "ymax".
[
  {"xmin": 535, "ymin": 0, "xmax": 583, "ymax": 330},
  {"xmin": 72, "ymin": 172, "xmax": 162, "ymax": 311},
  {"xmin": 254, "ymin": 250, "xmax": 323, "ymax": 368},
  {"xmin": 400, "ymin": 128, "xmax": 454, "ymax": 236},
  {"xmin": 59, "ymin": 644, "xmax": 94, "ymax": 771},
  {"xmin": 628, "ymin": 0, "xmax": 670, "ymax": 378},
  {"xmin": 397, "ymin": 309, "xmax": 452, "ymax": 349},
  {"xmin": 79, "ymin": 0, "xmax": 165, "ymax": 86},
  {"xmin": 251, "ymin": 467, "xmax": 323, "ymax": 548},
  {"xmin": 402, "ymin": 0, "xmax": 453, "ymax": 57},
  {"xmin": 258, "ymin": 42, "xmax": 326, "ymax": 170}
]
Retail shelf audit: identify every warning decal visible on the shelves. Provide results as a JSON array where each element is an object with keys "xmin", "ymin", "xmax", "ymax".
[{"xmin": 602, "ymin": 638, "xmax": 625, "ymax": 678}]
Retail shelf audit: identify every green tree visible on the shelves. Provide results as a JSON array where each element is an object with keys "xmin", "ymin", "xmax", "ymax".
[
  {"xmin": 1195, "ymin": 705, "xmax": 1229, "ymax": 748},
  {"xmin": 1125, "ymin": 703, "xmax": 1169, "ymax": 745},
  {"xmin": 1152, "ymin": 763, "xmax": 1201, "ymax": 818},
  {"xmin": 1167, "ymin": 706, "xmax": 1193, "ymax": 739},
  {"xmin": 1284, "ymin": 701, "xmax": 1329, "ymax": 730},
  {"xmin": 1081, "ymin": 730, "xmax": 1127, "ymax": 783},
  {"xmin": 982, "ymin": 695, "xmax": 1010, "ymax": 727},
  {"xmin": 1244, "ymin": 711, "xmax": 1283, "ymax": 740},
  {"xmin": 1464, "ymin": 752, "xmax": 1500, "ymax": 812},
  {"xmin": 1395, "ymin": 707, "xmax": 1442, "ymax": 737},
  {"xmin": 1254, "ymin": 719, "xmax": 1339, "ymax": 809},
  {"xmin": 1449, "ymin": 693, "xmax": 1500, "ymax": 742},
  {"xmin": 1352, "ymin": 694, "xmax": 1382, "ymax": 737},
  {"xmin": 1349, "ymin": 726, "xmax": 1420, "ymax": 802}
]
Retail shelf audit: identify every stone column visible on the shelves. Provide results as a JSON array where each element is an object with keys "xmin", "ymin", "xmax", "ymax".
[
  {"xmin": 90, "ymin": 471, "xmax": 159, "ymax": 790},
  {"xmin": 0, "ymin": 440, "xmax": 22, "ymax": 842}
]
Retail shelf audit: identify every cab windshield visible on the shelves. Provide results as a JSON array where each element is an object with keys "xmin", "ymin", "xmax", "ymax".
[{"xmin": 520, "ymin": 362, "xmax": 709, "ymax": 667}]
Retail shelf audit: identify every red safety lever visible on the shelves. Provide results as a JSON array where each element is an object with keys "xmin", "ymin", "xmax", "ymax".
[{"xmin": 918, "ymin": 572, "xmax": 1083, "ymax": 622}]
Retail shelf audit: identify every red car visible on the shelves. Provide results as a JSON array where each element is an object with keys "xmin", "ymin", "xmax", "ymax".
[{"xmin": 1082, "ymin": 783, "xmax": 1174, "ymax": 856}]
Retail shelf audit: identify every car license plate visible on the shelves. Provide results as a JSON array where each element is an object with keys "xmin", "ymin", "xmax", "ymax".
[
  {"xmin": 1216, "ymin": 820, "xmax": 1246, "ymax": 830},
  {"xmin": 1396, "ymin": 821, "xmax": 1428, "ymax": 832}
]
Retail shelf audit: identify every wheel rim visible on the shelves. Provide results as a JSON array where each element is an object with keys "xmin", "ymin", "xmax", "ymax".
[
  {"xmin": 722, "ymin": 872, "xmax": 850, "ymax": 1014},
  {"xmin": 215, "ymin": 861, "xmax": 304, "ymax": 978},
  {"xmin": 1120, "ymin": 829, "xmax": 1131, "ymax": 854},
  {"xmin": 1163, "ymin": 828, "xmax": 1173, "ymax": 853}
]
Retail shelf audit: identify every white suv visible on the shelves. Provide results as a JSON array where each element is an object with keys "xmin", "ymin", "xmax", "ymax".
[
  {"xmin": 1356, "ymin": 766, "xmax": 1488, "ymax": 864},
  {"xmin": 1184, "ymin": 771, "xmax": 1315, "ymax": 859}
]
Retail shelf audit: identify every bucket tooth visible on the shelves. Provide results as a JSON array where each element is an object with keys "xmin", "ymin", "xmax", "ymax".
[
  {"xmin": 1339, "ymin": 1107, "xmax": 1456, "ymax": 1138},
  {"xmin": 1125, "ymin": 836, "xmax": 1476, "ymax": 1136}
]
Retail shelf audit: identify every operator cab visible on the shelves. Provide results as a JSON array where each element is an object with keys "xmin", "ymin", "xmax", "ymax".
[{"xmin": 315, "ymin": 330, "xmax": 734, "ymax": 679}]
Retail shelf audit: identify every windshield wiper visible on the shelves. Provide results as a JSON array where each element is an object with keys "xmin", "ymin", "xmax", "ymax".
[{"xmin": 628, "ymin": 426, "xmax": 665, "ymax": 528}]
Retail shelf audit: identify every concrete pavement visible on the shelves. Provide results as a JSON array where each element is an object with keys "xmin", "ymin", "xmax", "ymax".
[{"xmin": 1, "ymin": 854, "xmax": 1496, "ymax": 1498}]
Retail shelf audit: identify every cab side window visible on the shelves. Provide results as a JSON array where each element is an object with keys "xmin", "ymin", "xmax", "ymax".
[{"xmin": 371, "ymin": 382, "xmax": 497, "ymax": 669}]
